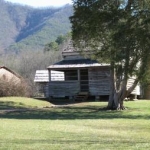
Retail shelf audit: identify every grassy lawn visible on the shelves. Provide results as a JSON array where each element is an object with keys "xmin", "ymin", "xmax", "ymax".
[{"xmin": 0, "ymin": 97, "xmax": 150, "ymax": 150}]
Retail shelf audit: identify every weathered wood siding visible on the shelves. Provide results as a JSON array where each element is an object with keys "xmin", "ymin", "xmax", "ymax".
[
  {"xmin": 48, "ymin": 67, "xmax": 140, "ymax": 98},
  {"xmin": 35, "ymin": 83, "xmax": 49, "ymax": 98},
  {"xmin": 89, "ymin": 68, "xmax": 140, "ymax": 96},
  {"xmin": 49, "ymin": 81, "xmax": 80, "ymax": 97},
  {"xmin": 34, "ymin": 70, "xmax": 64, "ymax": 98},
  {"xmin": 45, "ymin": 83, "xmax": 49, "ymax": 98},
  {"xmin": 127, "ymin": 78, "xmax": 140, "ymax": 95},
  {"xmin": 89, "ymin": 67, "xmax": 110, "ymax": 95},
  {"xmin": 144, "ymin": 85, "xmax": 150, "ymax": 99}
]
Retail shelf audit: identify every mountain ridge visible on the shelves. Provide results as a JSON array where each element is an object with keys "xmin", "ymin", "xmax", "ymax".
[{"xmin": 0, "ymin": 0, "xmax": 73, "ymax": 52}]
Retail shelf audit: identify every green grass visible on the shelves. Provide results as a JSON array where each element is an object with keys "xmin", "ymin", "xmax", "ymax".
[
  {"xmin": 0, "ymin": 97, "xmax": 150, "ymax": 150},
  {"xmin": 0, "ymin": 97, "xmax": 51, "ymax": 109}
]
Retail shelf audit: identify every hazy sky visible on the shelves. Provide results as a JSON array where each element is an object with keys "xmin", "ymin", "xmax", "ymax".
[{"xmin": 5, "ymin": 0, "xmax": 72, "ymax": 7}]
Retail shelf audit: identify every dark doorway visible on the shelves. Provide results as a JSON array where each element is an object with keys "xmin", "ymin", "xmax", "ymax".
[{"xmin": 80, "ymin": 69, "xmax": 89, "ymax": 92}]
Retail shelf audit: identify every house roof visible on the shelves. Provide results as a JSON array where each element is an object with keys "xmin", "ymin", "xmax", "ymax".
[
  {"xmin": 34, "ymin": 70, "xmax": 49, "ymax": 82},
  {"xmin": 34, "ymin": 70, "xmax": 65, "ymax": 82},
  {"xmin": 62, "ymin": 40, "xmax": 81, "ymax": 57},
  {"xmin": 0, "ymin": 66, "xmax": 22, "ymax": 79},
  {"xmin": 47, "ymin": 59, "xmax": 109, "ymax": 69}
]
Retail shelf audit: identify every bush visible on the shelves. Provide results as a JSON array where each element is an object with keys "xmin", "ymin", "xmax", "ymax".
[{"xmin": 0, "ymin": 78, "xmax": 31, "ymax": 97}]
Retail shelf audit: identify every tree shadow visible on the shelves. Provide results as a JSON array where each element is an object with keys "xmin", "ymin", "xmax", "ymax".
[
  {"xmin": 0, "ymin": 101, "xmax": 25, "ymax": 110},
  {"xmin": 0, "ymin": 101, "xmax": 150, "ymax": 120}
]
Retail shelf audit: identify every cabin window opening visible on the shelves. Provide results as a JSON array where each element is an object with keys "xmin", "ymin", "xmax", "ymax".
[
  {"xmin": 65, "ymin": 70, "xmax": 78, "ymax": 81},
  {"xmin": 80, "ymin": 69, "xmax": 89, "ymax": 92}
]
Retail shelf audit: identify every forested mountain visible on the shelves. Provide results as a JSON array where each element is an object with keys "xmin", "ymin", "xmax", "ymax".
[{"xmin": 0, "ymin": 0, "xmax": 72, "ymax": 52}]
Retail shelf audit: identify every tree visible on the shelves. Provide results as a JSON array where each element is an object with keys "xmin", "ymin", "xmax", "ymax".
[
  {"xmin": 70, "ymin": 0, "xmax": 150, "ymax": 110},
  {"xmin": 55, "ymin": 35, "xmax": 66, "ymax": 45},
  {"xmin": 44, "ymin": 41, "xmax": 59, "ymax": 51},
  {"xmin": 44, "ymin": 32, "xmax": 72, "ymax": 52}
]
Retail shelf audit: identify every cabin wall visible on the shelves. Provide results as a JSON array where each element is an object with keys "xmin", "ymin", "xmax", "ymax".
[
  {"xmin": 65, "ymin": 70, "xmax": 78, "ymax": 80},
  {"xmin": 49, "ymin": 81, "xmax": 80, "ymax": 97},
  {"xmin": 143, "ymin": 85, "xmax": 150, "ymax": 99},
  {"xmin": 35, "ymin": 82, "xmax": 49, "ymax": 98},
  {"xmin": 88, "ymin": 68, "xmax": 140, "ymax": 96},
  {"xmin": 127, "ymin": 78, "xmax": 141, "ymax": 96},
  {"xmin": 89, "ymin": 67, "xmax": 110, "ymax": 96},
  {"xmin": 48, "ymin": 67, "xmax": 141, "ymax": 98}
]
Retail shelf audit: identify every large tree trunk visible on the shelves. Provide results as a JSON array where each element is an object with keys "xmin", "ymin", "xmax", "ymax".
[
  {"xmin": 107, "ymin": 68, "xmax": 139, "ymax": 110},
  {"xmin": 107, "ymin": 90, "xmax": 126, "ymax": 110},
  {"xmin": 107, "ymin": 68, "xmax": 127, "ymax": 110}
]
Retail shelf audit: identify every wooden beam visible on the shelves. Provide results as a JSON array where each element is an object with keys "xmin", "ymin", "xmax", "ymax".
[{"xmin": 78, "ymin": 69, "xmax": 81, "ymax": 91}]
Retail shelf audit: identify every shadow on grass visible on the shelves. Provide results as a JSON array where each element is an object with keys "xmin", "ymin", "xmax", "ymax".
[
  {"xmin": 0, "ymin": 101, "xmax": 25, "ymax": 110},
  {"xmin": 0, "ymin": 100, "xmax": 150, "ymax": 120}
]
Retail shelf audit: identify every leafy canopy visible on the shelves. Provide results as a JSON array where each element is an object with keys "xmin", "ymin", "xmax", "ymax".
[
  {"xmin": 44, "ymin": 33, "xmax": 71, "ymax": 51},
  {"xmin": 70, "ymin": 0, "xmax": 150, "ymax": 83}
]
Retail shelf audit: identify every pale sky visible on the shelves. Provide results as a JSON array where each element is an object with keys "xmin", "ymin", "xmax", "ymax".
[{"xmin": 5, "ymin": 0, "xmax": 72, "ymax": 7}]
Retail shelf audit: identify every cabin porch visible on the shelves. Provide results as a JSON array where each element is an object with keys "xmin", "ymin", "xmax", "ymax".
[{"xmin": 48, "ymin": 69, "xmax": 90, "ymax": 99}]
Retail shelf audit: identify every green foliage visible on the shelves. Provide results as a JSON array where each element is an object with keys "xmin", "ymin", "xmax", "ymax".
[
  {"xmin": 44, "ymin": 41, "xmax": 59, "ymax": 51},
  {"xmin": 70, "ymin": 0, "xmax": 150, "ymax": 106},
  {"xmin": 44, "ymin": 32, "xmax": 72, "ymax": 51},
  {"xmin": 55, "ymin": 35, "xmax": 66, "ymax": 45}
]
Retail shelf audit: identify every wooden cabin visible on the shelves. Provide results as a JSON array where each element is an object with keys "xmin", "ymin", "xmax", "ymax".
[
  {"xmin": 34, "ymin": 70, "xmax": 49, "ymax": 97},
  {"xmin": 34, "ymin": 70, "xmax": 64, "ymax": 98},
  {"xmin": 47, "ymin": 42, "xmax": 141, "ymax": 100},
  {"xmin": 48, "ymin": 59, "xmax": 110, "ymax": 100}
]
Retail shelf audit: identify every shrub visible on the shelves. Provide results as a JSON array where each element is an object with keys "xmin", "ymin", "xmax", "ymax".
[{"xmin": 0, "ymin": 77, "xmax": 31, "ymax": 97}]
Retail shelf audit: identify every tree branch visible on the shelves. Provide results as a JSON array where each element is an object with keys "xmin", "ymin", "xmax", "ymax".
[{"xmin": 125, "ymin": 0, "xmax": 134, "ymax": 11}]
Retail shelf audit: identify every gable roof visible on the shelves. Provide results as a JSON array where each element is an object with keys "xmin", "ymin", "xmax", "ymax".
[
  {"xmin": 48, "ymin": 59, "xmax": 109, "ymax": 69},
  {"xmin": 34, "ymin": 70, "xmax": 49, "ymax": 82},
  {"xmin": 0, "ymin": 66, "xmax": 22, "ymax": 79},
  {"xmin": 34, "ymin": 70, "xmax": 65, "ymax": 82}
]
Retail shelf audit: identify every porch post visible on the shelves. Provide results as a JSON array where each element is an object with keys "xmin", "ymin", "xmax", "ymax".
[
  {"xmin": 48, "ymin": 69, "xmax": 51, "ymax": 101},
  {"xmin": 49, "ymin": 69, "xmax": 51, "ymax": 81},
  {"xmin": 78, "ymin": 69, "xmax": 80, "ymax": 92}
]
